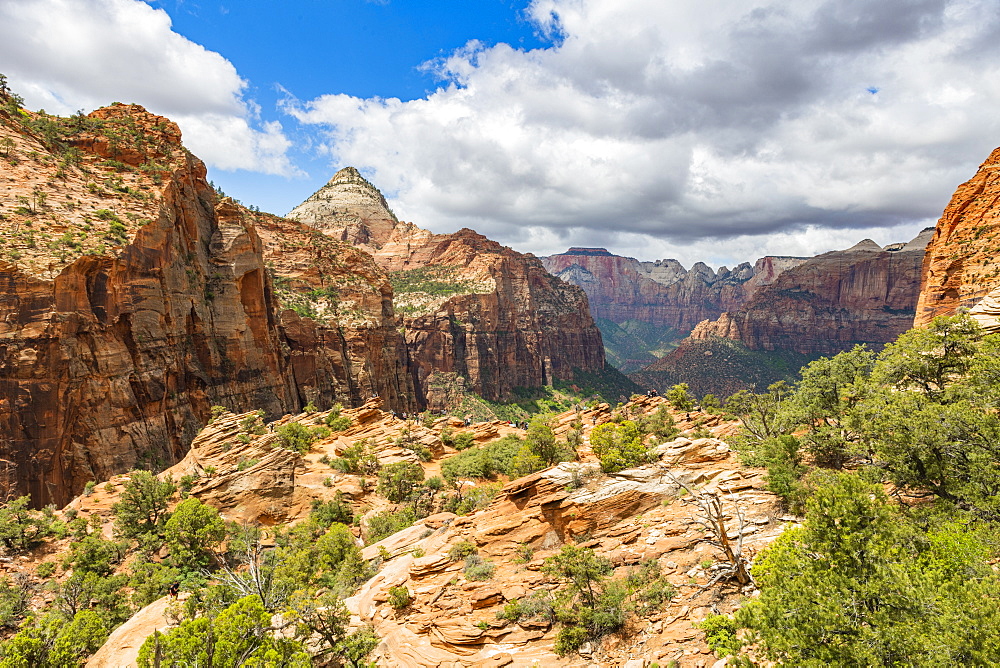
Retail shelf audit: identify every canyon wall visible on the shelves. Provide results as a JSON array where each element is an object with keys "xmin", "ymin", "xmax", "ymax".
[
  {"xmin": 688, "ymin": 231, "xmax": 933, "ymax": 355},
  {"xmin": 542, "ymin": 248, "xmax": 807, "ymax": 333},
  {"xmin": 915, "ymin": 146, "xmax": 1000, "ymax": 332},
  {"xmin": 541, "ymin": 247, "xmax": 807, "ymax": 371},
  {"xmin": 288, "ymin": 169, "xmax": 607, "ymax": 404},
  {"xmin": 0, "ymin": 103, "xmax": 413, "ymax": 505}
]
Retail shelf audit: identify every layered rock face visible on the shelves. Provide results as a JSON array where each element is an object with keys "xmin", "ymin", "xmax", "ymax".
[
  {"xmin": 915, "ymin": 146, "xmax": 1000, "ymax": 330},
  {"xmin": 81, "ymin": 396, "xmax": 785, "ymax": 666},
  {"xmin": 0, "ymin": 104, "xmax": 413, "ymax": 505},
  {"xmin": 287, "ymin": 166, "xmax": 399, "ymax": 251},
  {"xmin": 289, "ymin": 170, "xmax": 606, "ymax": 404},
  {"xmin": 542, "ymin": 248, "xmax": 806, "ymax": 333},
  {"xmin": 251, "ymin": 211, "xmax": 416, "ymax": 409},
  {"xmin": 541, "ymin": 247, "xmax": 806, "ymax": 371},
  {"xmin": 688, "ymin": 231, "xmax": 933, "ymax": 354}
]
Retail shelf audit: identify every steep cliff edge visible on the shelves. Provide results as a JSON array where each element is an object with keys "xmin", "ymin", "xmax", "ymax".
[
  {"xmin": 542, "ymin": 248, "xmax": 806, "ymax": 331},
  {"xmin": 542, "ymin": 248, "xmax": 806, "ymax": 371},
  {"xmin": 0, "ymin": 101, "xmax": 413, "ymax": 505},
  {"xmin": 632, "ymin": 231, "xmax": 932, "ymax": 397},
  {"xmin": 687, "ymin": 231, "xmax": 932, "ymax": 355},
  {"xmin": 915, "ymin": 146, "xmax": 1000, "ymax": 330},
  {"xmin": 289, "ymin": 169, "xmax": 607, "ymax": 404}
]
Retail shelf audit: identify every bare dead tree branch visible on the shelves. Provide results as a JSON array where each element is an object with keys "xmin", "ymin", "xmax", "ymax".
[{"xmin": 661, "ymin": 469, "xmax": 753, "ymax": 591}]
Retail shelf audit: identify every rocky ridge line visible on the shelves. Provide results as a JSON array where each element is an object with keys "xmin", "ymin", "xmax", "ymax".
[
  {"xmin": 63, "ymin": 396, "xmax": 786, "ymax": 667},
  {"xmin": 0, "ymin": 103, "xmax": 415, "ymax": 505},
  {"xmin": 541, "ymin": 248, "xmax": 808, "ymax": 337},
  {"xmin": 686, "ymin": 230, "xmax": 933, "ymax": 355},
  {"xmin": 288, "ymin": 169, "xmax": 607, "ymax": 405}
]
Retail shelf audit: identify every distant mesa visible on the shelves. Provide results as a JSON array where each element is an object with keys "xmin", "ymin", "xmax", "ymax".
[
  {"xmin": 638, "ymin": 228, "xmax": 934, "ymax": 397},
  {"xmin": 541, "ymin": 247, "xmax": 808, "ymax": 373}
]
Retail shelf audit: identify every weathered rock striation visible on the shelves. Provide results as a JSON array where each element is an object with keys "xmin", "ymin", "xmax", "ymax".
[
  {"xmin": 915, "ymin": 146, "xmax": 1000, "ymax": 331},
  {"xmin": 0, "ymin": 103, "xmax": 413, "ymax": 505},
  {"xmin": 289, "ymin": 169, "xmax": 607, "ymax": 405},
  {"xmin": 687, "ymin": 231, "xmax": 933, "ymax": 355},
  {"xmin": 251, "ymin": 211, "xmax": 416, "ymax": 409},
  {"xmin": 77, "ymin": 396, "xmax": 785, "ymax": 667},
  {"xmin": 542, "ymin": 248, "xmax": 806, "ymax": 335}
]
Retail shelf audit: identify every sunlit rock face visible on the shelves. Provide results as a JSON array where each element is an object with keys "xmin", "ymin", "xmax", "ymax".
[
  {"xmin": 0, "ymin": 106, "xmax": 414, "ymax": 506},
  {"xmin": 916, "ymin": 146, "xmax": 1000, "ymax": 331},
  {"xmin": 289, "ymin": 170, "xmax": 608, "ymax": 404}
]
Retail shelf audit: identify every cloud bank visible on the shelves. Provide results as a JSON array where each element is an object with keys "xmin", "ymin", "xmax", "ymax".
[
  {"xmin": 288, "ymin": 0, "xmax": 1000, "ymax": 264},
  {"xmin": 0, "ymin": 0, "xmax": 295, "ymax": 175}
]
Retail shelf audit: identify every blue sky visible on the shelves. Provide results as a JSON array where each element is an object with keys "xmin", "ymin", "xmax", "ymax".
[
  {"xmin": 146, "ymin": 0, "xmax": 552, "ymax": 216},
  {"xmin": 3, "ymin": 0, "xmax": 1000, "ymax": 266}
]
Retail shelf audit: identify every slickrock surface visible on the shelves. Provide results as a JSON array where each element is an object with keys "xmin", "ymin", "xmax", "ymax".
[
  {"xmin": 85, "ymin": 595, "xmax": 176, "ymax": 668},
  {"xmin": 288, "ymin": 169, "xmax": 607, "ymax": 403},
  {"xmin": 542, "ymin": 247, "xmax": 806, "ymax": 335},
  {"xmin": 0, "ymin": 104, "xmax": 414, "ymax": 505},
  {"xmin": 74, "ymin": 395, "xmax": 784, "ymax": 667},
  {"xmin": 287, "ymin": 167, "xmax": 400, "ymax": 253},
  {"xmin": 687, "ymin": 230, "xmax": 932, "ymax": 355},
  {"xmin": 915, "ymin": 146, "xmax": 1000, "ymax": 329}
]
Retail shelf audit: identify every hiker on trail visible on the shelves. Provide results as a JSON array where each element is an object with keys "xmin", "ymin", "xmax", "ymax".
[{"xmin": 169, "ymin": 582, "xmax": 180, "ymax": 599}]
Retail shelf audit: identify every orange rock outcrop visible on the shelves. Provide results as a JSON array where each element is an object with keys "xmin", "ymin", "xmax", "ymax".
[
  {"xmin": 288, "ymin": 169, "xmax": 607, "ymax": 404},
  {"xmin": 915, "ymin": 146, "xmax": 1000, "ymax": 328},
  {"xmin": 73, "ymin": 396, "xmax": 786, "ymax": 667},
  {"xmin": 0, "ymin": 103, "xmax": 414, "ymax": 505}
]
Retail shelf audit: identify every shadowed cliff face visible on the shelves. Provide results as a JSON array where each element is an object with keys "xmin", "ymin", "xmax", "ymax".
[
  {"xmin": 288, "ymin": 170, "xmax": 607, "ymax": 404},
  {"xmin": 0, "ymin": 104, "xmax": 414, "ymax": 506},
  {"xmin": 916, "ymin": 146, "xmax": 1000, "ymax": 330},
  {"xmin": 687, "ymin": 232, "xmax": 933, "ymax": 355},
  {"xmin": 251, "ymin": 211, "xmax": 417, "ymax": 410}
]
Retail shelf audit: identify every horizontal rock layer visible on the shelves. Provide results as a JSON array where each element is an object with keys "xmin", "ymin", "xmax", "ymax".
[
  {"xmin": 542, "ymin": 248, "xmax": 807, "ymax": 335},
  {"xmin": 0, "ymin": 104, "xmax": 415, "ymax": 506},
  {"xmin": 687, "ymin": 232, "xmax": 932, "ymax": 355},
  {"xmin": 289, "ymin": 169, "xmax": 607, "ymax": 403}
]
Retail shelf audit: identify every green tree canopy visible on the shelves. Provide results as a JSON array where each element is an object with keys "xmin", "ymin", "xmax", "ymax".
[
  {"xmin": 590, "ymin": 420, "xmax": 648, "ymax": 473},
  {"xmin": 738, "ymin": 474, "xmax": 1000, "ymax": 665},
  {"xmin": 137, "ymin": 595, "xmax": 310, "ymax": 667},
  {"xmin": 164, "ymin": 498, "xmax": 227, "ymax": 570},
  {"xmin": 377, "ymin": 461, "xmax": 424, "ymax": 503},
  {"xmin": 112, "ymin": 471, "xmax": 176, "ymax": 539}
]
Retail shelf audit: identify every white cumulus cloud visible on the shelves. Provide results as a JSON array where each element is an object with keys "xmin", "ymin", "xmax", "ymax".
[
  {"xmin": 287, "ymin": 0, "xmax": 1000, "ymax": 265},
  {"xmin": 0, "ymin": 0, "xmax": 296, "ymax": 176}
]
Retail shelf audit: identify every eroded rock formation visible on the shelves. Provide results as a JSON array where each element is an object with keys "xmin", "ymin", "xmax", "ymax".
[
  {"xmin": 915, "ymin": 146, "xmax": 1000, "ymax": 330},
  {"xmin": 542, "ymin": 248, "xmax": 806, "ymax": 334},
  {"xmin": 0, "ymin": 104, "xmax": 413, "ymax": 505},
  {"xmin": 76, "ymin": 396, "xmax": 786, "ymax": 666},
  {"xmin": 289, "ymin": 169, "xmax": 607, "ymax": 404},
  {"xmin": 687, "ymin": 231, "xmax": 933, "ymax": 355}
]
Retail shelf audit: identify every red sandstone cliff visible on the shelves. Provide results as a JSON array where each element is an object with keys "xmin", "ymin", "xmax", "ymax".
[
  {"xmin": 288, "ymin": 169, "xmax": 606, "ymax": 404},
  {"xmin": 687, "ymin": 232, "xmax": 932, "ymax": 355},
  {"xmin": 542, "ymin": 248, "xmax": 807, "ymax": 335},
  {"xmin": 915, "ymin": 146, "xmax": 1000, "ymax": 330},
  {"xmin": 0, "ymin": 102, "xmax": 413, "ymax": 505}
]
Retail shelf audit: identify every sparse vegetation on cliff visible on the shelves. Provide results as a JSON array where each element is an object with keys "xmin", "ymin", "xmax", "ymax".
[{"xmin": 388, "ymin": 264, "xmax": 493, "ymax": 316}]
